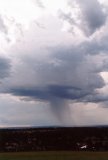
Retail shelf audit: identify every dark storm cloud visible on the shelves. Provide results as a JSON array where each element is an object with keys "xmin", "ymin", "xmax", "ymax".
[
  {"xmin": 7, "ymin": 41, "xmax": 106, "ymax": 103},
  {"xmin": 8, "ymin": 84, "xmax": 96, "ymax": 123},
  {"xmin": 8, "ymin": 83, "xmax": 108, "ymax": 104},
  {"xmin": 1, "ymin": 0, "xmax": 108, "ymax": 123},
  {"xmin": 4, "ymin": 33, "xmax": 108, "ymax": 104},
  {"xmin": 9, "ymin": 85, "xmax": 92, "ymax": 101},
  {"xmin": 2, "ymin": 5, "xmax": 108, "ymax": 123},
  {"xmin": 9, "ymin": 87, "xmax": 50, "ymax": 101},
  {"xmin": 49, "ymin": 85, "xmax": 86, "ymax": 99},
  {"xmin": 0, "ymin": 57, "xmax": 11, "ymax": 79}
]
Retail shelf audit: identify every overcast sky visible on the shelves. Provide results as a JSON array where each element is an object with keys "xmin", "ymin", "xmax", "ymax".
[{"xmin": 1, "ymin": 0, "xmax": 108, "ymax": 127}]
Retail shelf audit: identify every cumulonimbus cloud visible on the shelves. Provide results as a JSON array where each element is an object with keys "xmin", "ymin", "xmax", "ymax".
[{"xmin": 0, "ymin": 0, "xmax": 108, "ymax": 125}]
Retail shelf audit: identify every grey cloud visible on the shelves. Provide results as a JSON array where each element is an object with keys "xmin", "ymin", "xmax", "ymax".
[
  {"xmin": 4, "ymin": 30, "xmax": 108, "ymax": 106},
  {"xmin": 81, "ymin": 93, "xmax": 108, "ymax": 103},
  {"xmin": 0, "ymin": 0, "xmax": 108, "ymax": 126},
  {"xmin": 60, "ymin": 0, "xmax": 107, "ymax": 36},
  {"xmin": 7, "ymin": 84, "xmax": 97, "ymax": 124},
  {"xmin": 35, "ymin": 21, "xmax": 46, "ymax": 29},
  {"xmin": 0, "ymin": 57, "xmax": 11, "ymax": 79},
  {"xmin": 3, "ymin": 16, "xmax": 108, "ymax": 123},
  {"xmin": 8, "ymin": 83, "xmax": 108, "ymax": 107},
  {"xmin": 2, "ymin": 43, "xmax": 106, "ymax": 123},
  {"xmin": 58, "ymin": 11, "xmax": 75, "ymax": 26},
  {"xmin": 0, "ymin": 15, "xmax": 8, "ymax": 34},
  {"xmin": 6, "ymin": 43, "xmax": 105, "ymax": 104},
  {"xmin": 9, "ymin": 87, "xmax": 50, "ymax": 101},
  {"xmin": 35, "ymin": 0, "xmax": 45, "ymax": 9},
  {"xmin": 69, "ymin": 34, "xmax": 108, "ymax": 56},
  {"xmin": 76, "ymin": 0, "xmax": 107, "ymax": 35}
]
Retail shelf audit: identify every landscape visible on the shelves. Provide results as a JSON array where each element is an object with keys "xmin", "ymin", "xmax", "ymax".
[
  {"xmin": 1, "ymin": 126, "xmax": 108, "ymax": 159},
  {"xmin": 1, "ymin": 0, "xmax": 108, "ymax": 159}
]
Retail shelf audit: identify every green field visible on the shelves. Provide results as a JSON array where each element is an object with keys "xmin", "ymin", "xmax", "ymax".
[{"xmin": 0, "ymin": 152, "xmax": 108, "ymax": 160}]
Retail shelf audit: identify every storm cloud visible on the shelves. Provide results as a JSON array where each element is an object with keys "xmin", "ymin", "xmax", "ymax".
[
  {"xmin": 4, "ymin": 40, "xmax": 107, "ymax": 122},
  {"xmin": 1, "ymin": 0, "xmax": 108, "ymax": 126},
  {"xmin": 8, "ymin": 85, "xmax": 92, "ymax": 101}
]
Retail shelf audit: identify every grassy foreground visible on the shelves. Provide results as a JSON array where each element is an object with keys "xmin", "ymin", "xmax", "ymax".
[{"xmin": 0, "ymin": 151, "xmax": 108, "ymax": 160}]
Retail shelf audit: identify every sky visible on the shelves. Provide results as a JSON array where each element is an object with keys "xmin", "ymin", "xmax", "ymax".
[{"xmin": 1, "ymin": 0, "xmax": 108, "ymax": 127}]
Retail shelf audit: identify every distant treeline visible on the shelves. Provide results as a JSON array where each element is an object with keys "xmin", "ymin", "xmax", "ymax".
[{"xmin": 1, "ymin": 127, "xmax": 108, "ymax": 152}]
